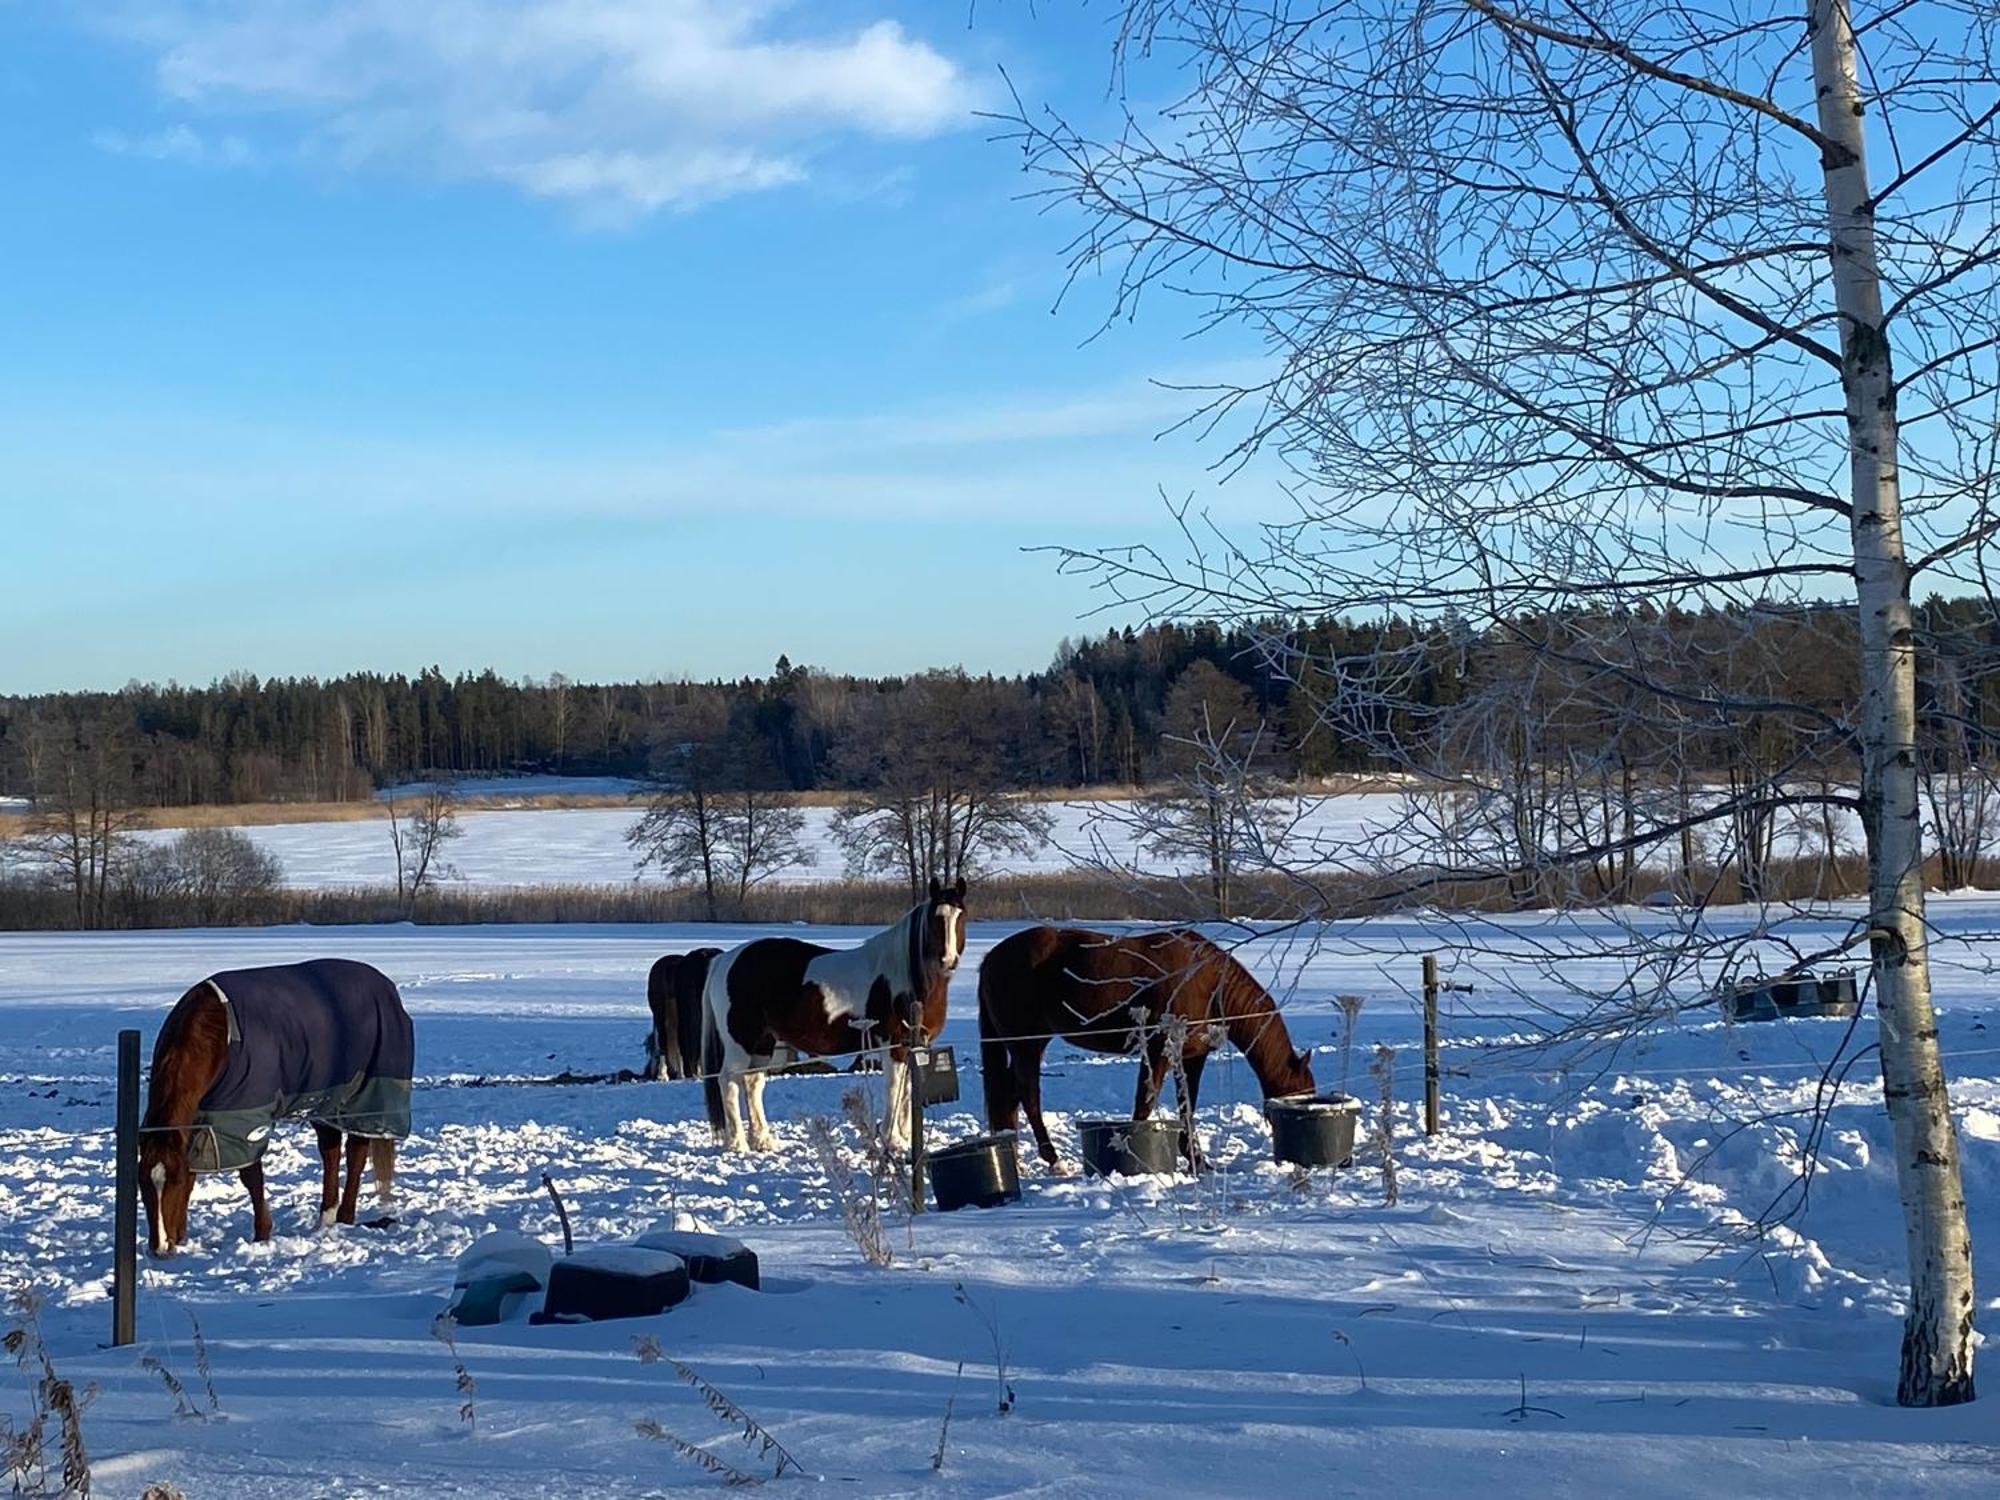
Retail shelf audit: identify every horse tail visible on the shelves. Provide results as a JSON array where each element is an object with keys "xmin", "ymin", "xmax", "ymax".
[
  {"xmin": 370, "ymin": 1137, "xmax": 397, "ymax": 1206},
  {"xmin": 701, "ymin": 963, "xmax": 727, "ymax": 1137},
  {"xmin": 978, "ymin": 960, "xmax": 1019, "ymax": 1132}
]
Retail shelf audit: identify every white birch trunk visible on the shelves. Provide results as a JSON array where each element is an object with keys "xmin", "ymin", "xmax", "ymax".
[{"xmin": 1810, "ymin": 0, "xmax": 1976, "ymax": 1406}]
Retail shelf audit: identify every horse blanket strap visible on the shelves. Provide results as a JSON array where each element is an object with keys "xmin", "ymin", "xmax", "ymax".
[{"xmin": 190, "ymin": 959, "xmax": 414, "ymax": 1173}]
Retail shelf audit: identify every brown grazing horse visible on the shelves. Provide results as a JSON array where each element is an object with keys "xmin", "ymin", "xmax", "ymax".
[
  {"xmin": 646, "ymin": 947, "xmax": 720, "ymax": 1080},
  {"xmin": 140, "ymin": 958, "xmax": 413, "ymax": 1257},
  {"xmin": 702, "ymin": 878, "xmax": 966, "ymax": 1153},
  {"xmin": 977, "ymin": 926, "xmax": 1315, "ymax": 1170}
]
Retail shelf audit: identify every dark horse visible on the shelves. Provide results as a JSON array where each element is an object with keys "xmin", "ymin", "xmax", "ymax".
[
  {"xmin": 645, "ymin": 947, "xmax": 721, "ymax": 1080},
  {"xmin": 701, "ymin": 878, "xmax": 966, "ymax": 1153},
  {"xmin": 139, "ymin": 958, "xmax": 414, "ymax": 1257},
  {"xmin": 977, "ymin": 926, "xmax": 1315, "ymax": 1170}
]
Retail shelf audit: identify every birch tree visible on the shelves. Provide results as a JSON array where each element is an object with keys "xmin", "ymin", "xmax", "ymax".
[{"xmin": 1012, "ymin": 0, "xmax": 1988, "ymax": 1404}]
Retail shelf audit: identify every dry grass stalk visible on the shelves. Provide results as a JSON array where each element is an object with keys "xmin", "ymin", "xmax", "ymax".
[
  {"xmin": 428, "ymin": 1313, "xmax": 477, "ymax": 1432},
  {"xmin": 632, "ymin": 1341, "xmax": 802, "ymax": 1483},
  {"xmin": 3, "ymin": 1286, "xmax": 93, "ymax": 1497},
  {"xmin": 633, "ymin": 1418, "xmax": 761, "ymax": 1486},
  {"xmin": 137, "ymin": 1354, "xmax": 199, "ymax": 1421},
  {"xmin": 952, "ymin": 1282, "xmax": 1015, "ymax": 1416},
  {"xmin": 186, "ymin": 1313, "xmax": 219, "ymax": 1416},
  {"xmin": 668, "ymin": 1360, "xmax": 803, "ymax": 1480},
  {"xmin": 1371, "ymin": 1044, "xmax": 1399, "ymax": 1207},
  {"xmin": 804, "ymin": 1116, "xmax": 893, "ymax": 1268},
  {"xmin": 1335, "ymin": 994, "xmax": 1367, "ymax": 1093},
  {"xmin": 931, "ymin": 1360, "xmax": 965, "ymax": 1473}
]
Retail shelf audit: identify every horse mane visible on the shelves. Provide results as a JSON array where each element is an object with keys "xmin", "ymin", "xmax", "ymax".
[
  {"xmin": 144, "ymin": 984, "xmax": 230, "ymax": 1139},
  {"xmin": 1203, "ymin": 942, "xmax": 1307, "ymax": 1094}
]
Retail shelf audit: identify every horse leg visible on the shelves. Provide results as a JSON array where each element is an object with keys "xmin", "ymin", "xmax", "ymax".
[
  {"xmin": 315, "ymin": 1122, "xmax": 342, "ymax": 1229},
  {"xmin": 746, "ymin": 1069, "xmax": 777, "ymax": 1153},
  {"xmin": 1016, "ymin": 1039, "xmax": 1064, "ymax": 1171},
  {"xmin": 718, "ymin": 1068, "xmax": 749, "ymax": 1154},
  {"xmin": 336, "ymin": 1133, "xmax": 369, "ymax": 1225},
  {"xmin": 884, "ymin": 1048, "xmax": 911, "ymax": 1156},
  {"xmin": 1178, "ymin": 1051, "xmax": 1209, "ymax": 1172},
  {"xmin": 239, "ymin": 1158, "xmax": 273, "ymax": 1242}
]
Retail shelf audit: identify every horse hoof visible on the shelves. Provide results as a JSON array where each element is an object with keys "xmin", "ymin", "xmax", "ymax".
[{"xmin": 750, "ymin": 1134, "xmax": 778, "ymax": 1153}]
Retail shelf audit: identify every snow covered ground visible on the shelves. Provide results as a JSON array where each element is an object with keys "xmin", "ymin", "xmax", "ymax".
[
  {"xmin": 132, "ymin": 790, "xmax": 1867, "ymax": 890},
  {"xmin": 2, "ymin": 903, "xmax": 1997, "ymax": 1495}
]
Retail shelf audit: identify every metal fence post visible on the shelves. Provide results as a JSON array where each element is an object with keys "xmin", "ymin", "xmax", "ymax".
[
  {"xmin": 113, "ymin": 1028, "xmax": 140, "ymax": 1347},
  {"xmin": 1421, "ymin": 956, "xmax": 1440, "ymax": 1138}
]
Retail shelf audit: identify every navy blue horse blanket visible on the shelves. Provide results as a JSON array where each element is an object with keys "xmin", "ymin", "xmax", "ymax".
[{"xmin": 190, "ymin": 959, "xmax": 414, "ymax": 1172}]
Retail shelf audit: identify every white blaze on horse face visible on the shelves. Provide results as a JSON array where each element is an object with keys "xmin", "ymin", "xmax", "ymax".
[{"xmin": 938, "ymin": 904, "xmax": 963, "ymax": 970}]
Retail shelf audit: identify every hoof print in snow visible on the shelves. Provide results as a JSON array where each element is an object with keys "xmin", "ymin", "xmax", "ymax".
[
  {"xmin": 634, "ymin": 1225, "xmax": 760, "ymax": 1290},
  {"xmin": 531, "ymin": 1247, "xmax": 690, "ymax": 1324}
]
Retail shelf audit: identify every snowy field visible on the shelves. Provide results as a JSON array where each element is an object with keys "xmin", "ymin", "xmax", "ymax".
[
  {"xmin": 134, "ymin": 791, "xmax": 1866, "ymax": 890},
  {"xmin": 3, "ymin": 904, "xmax": 1998, "ymax": 1495}
]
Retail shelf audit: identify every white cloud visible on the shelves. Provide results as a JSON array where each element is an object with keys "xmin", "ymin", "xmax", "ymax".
[
  {"xmin": 94, "ymin": 2, "xmax": 975, "ymax": 217},
  {"xmin": 91, "ymin": 124, "xmax": 256, "ymax": 167}
]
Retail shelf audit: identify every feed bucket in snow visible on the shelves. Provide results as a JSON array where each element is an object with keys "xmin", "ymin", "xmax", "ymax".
[
  {"xmin": 449, "ymin": 1231, "xmax": 553, "ymax": 1326},
  {"xmin": 530, "ymin": 1246, "xmax": 690, "ymax": 1324},
  {"xmin": 929, "ymin": 1133, "xmax": 1022, "ymax": 1211},
  {"xmin": 1078, "ymin": 1117, "xmax": 1184, "ymax": 1177},
  {"xmin": 634, "ymin": 1226, "xmax": 760, "ymax": 1291},
  {"xmin": 1723, "ymin": 971, "xmax": 1861, "ymax": 1023},
  {"xmin": 1816, "ymin": 972, "xmax": 1861, "ymax": 1016},
  {"xmin": 1266, "ymin": 1093, "xmax": 1361, "ymax": 1168}
]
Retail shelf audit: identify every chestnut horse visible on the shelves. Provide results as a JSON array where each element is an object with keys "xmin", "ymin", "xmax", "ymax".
[
  {"xmin": 139, "ymin": 958, "xmax": 413, "ymax": 1257},
  {"xmin": 702, "ymin": 878, "xmax": 966, "ymax": 1153},
  {"xmin": 645, "ymin": 947, "xmax": 720, "ymax": 1080},
  {"xmin": 977, "ymin": 926, "xmax": 1315, "ymax": 1170}
]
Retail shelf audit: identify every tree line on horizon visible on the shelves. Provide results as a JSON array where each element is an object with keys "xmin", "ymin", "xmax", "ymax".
[{"xmin": 4, "ymin": 599, "xmax": 2000, "ymax": 814}]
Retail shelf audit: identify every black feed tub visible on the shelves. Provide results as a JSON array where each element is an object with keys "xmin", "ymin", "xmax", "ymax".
[
  {"xmin": 929, "ymin": 1133, "xmax": 1022, "ymax": 1211},
  {"xmin": 1723, "ymin": 971, "xmax": 1861, "ymax": 1024},
  {"xmin": 1266, "ymin": 1093, "xmax": 1361, "ymax": 1168},
  {"xmin": 1078, "ymin": 1117, "xmax": 1185, "ymax": 1177}
]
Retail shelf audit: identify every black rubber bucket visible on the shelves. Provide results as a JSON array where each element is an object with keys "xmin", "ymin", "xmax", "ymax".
[
  {"xmin": 1724, "ymin": 972, "xmax": 1861, "ymax": 1023},
  {"xmin": 1078, "ymin": 1117, "xmax": 1185, "ymax": 1177},
  {"xmin": 1265, "ymin": 1093, "xmax": 1360, "ymax": 1168},
  {"xmin": 929, "ymin": 1133, "xmax": 1022, "ymax": 1211},
  {"xmin": 1816, "ymin": 972, "xmax": 1860, "ymax": 1016}
]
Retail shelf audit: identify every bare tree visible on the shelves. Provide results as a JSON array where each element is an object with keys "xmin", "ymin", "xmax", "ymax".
[
  {"xmin": 126, "ymin": 827, "xmax": 285, "ymax": 925},
  {"xmin": 627, "ymin": 727, "xmax": 812, "ymax": 919},
  {"xmin": 18, "ymin": 711, "xmax": 141, "ymax": 929},
  {"xmin": 831, "ymin": 672, "xmax": 1053, "ymax": 895},
  {"xmin": 1139, "ymin": 661, "xmax": 1282, "ymax": 913},
  {"xmin": 1013, "ymin": 0, "xmax": 1988, "ymax": 1402},
  {"xmin": 387, "ymin": 778, "xmax": 463, "ymax": 913}
]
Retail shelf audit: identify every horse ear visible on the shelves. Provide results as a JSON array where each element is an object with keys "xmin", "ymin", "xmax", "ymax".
[
  {"xmin": 928, "ymin": 876, "xmax": 943, "ymax": 901},
  {"xmin": 952, "ymin": 877, "xmax": 967, "ymax": 903}
]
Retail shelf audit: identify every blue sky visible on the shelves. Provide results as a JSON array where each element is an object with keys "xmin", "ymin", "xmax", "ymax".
[{"xmin": 0, "ymin": 2, "xmax": 1276, "ymax": 693}]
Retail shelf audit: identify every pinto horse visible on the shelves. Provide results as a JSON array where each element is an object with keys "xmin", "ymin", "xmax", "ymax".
[
  {"xmin": 645, "ymin": 947, "xmax": 720, "ymax": 1080},
  {"xmin": 977, "ymin": 926, "xmax": 1315, "ymax": 1171},
  {"xmin": 139, "ymin": 958, "xmax": 414, "ymax": 1257},
  {"xmin": 702, "ymin": 878, "xmax": 966, "ymax": 1153}
]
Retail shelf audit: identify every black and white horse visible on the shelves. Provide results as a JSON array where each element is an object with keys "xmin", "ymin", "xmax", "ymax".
[{"xmin": 701, "ymin": 878, "xmax": 966, "ymax": 1153}]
